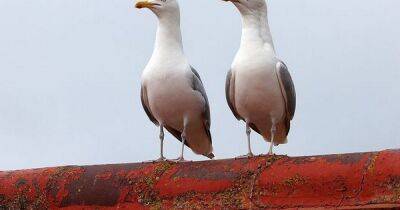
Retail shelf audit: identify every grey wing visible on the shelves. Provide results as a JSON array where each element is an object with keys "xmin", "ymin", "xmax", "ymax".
[
  {"xmin": 225, "ymin": 69, "xmax": 242, "ymax": 120},
  {"xmin": 140, "ymin": 84, "xmax": 159, "ymax": 125},
  {"xmin": 190, "ymin": 67, "xmax": 210, "ymax": 125},
  {"xmin": 276, "ymin": 61, "xmax": 296, "ymax": 120},
  {"xmin": 190, "ymin": 66, "xmax": 212, "ymax": 142}
]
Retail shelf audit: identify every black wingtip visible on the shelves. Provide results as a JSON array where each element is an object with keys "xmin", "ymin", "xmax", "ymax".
[{"xmin": 206, "ymin": 153, "xmax": 215, "ymax": 159}]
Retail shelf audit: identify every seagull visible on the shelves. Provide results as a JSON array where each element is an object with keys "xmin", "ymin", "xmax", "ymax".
[
  {"xmin": 223, "ymin": 0, "xmax": 296, "ymax": 156},
  {"xmin": 135, "ymin": 0, "xmax": 214, "ymax": 161}
]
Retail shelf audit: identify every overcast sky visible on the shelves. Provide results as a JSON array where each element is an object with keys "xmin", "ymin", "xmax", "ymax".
[{"xmin": 1, "ymin": 0, "xmax": 399, "ymax": 171}]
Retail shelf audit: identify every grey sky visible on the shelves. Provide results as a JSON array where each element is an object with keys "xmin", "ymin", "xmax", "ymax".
[{"xmin": 0, "ymin": 0, "xmax": 399, "ymax": 171}]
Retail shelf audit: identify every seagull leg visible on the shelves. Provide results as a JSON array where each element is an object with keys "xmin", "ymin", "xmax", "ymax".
[
  {"xmin": 156, "ymin": 125, "xmax": 166, "ymax": 161},
  {"xmin": 245, "ymin": 122, "xmax": 254, "ymax": 157},
  {"xmin": 176, "ymin": 133, "xmax": 186, "ymax": 162},
  {"xmin": 236, "ymin": 122, "xmax": 254, "ymax": 159},
  {"xmin": 173, "ymin": 119, "xmax": 188, "ymax": 162},
  {"xmin": 269, "ymin": 124, "xmax": 276, "ymax": 155}
]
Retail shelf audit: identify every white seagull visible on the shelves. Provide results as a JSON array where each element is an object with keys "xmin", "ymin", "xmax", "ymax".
[
  {"xmin": 224, "ymin": 0, "xmax": 296, "ymax": 156},
  {"xmin": 135, "ymin": 0, "xmax": 214, "ymax": 161}
]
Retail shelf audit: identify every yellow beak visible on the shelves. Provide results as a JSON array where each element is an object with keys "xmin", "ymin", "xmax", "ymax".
[{"xmin": 135, "ymin": 0, "xmax": 157, "ymax": 9}]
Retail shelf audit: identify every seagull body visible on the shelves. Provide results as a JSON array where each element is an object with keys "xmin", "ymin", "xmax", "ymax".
[
  {"xmin": 136, "ymin": 0, "xmax": 213, "ymax": 160},
  {"xmin": 225, "ymin": 0, "xmax": 296, "ymax": 155}
]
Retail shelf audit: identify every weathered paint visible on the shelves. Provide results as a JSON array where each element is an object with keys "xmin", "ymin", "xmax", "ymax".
[{"xmin": 0, "ymin": 150, "xmax": 399, "ymax": 209}]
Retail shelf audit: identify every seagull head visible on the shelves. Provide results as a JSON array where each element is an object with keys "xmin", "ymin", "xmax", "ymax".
[
  {"xmin": 135, "ymin": 0, "xmax": 180, "ymax": 18},
  {"xmin": 222, "ymin": 0, "xmax": 267, "ymax": 16}
]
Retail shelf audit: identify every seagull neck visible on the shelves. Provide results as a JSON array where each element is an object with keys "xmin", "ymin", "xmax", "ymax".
[
  {"xmin": 240, "ymin": 13, "xmax": 275, "ymax": 51},
  {"xmin": 153, "ymin": 15, "xmax": 184, "ymax": 56}
]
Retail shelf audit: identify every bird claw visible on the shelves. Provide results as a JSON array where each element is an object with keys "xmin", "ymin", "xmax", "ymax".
[
  {"xmin": 154, "ymin": 157, "xmax": 167, "ymax": 162},
  {"xmin": 173, "ymin": 157, "xmax": 186, "ymax": 163},
  {"xmin": 236, "ymin": 152, "xmax": 255, "ymax": 159}
]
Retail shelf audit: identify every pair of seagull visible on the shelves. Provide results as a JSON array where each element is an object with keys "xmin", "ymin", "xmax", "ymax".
[{"xmin": 136, "ymin": 0, "xmax": 296, "ymax": 161}]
